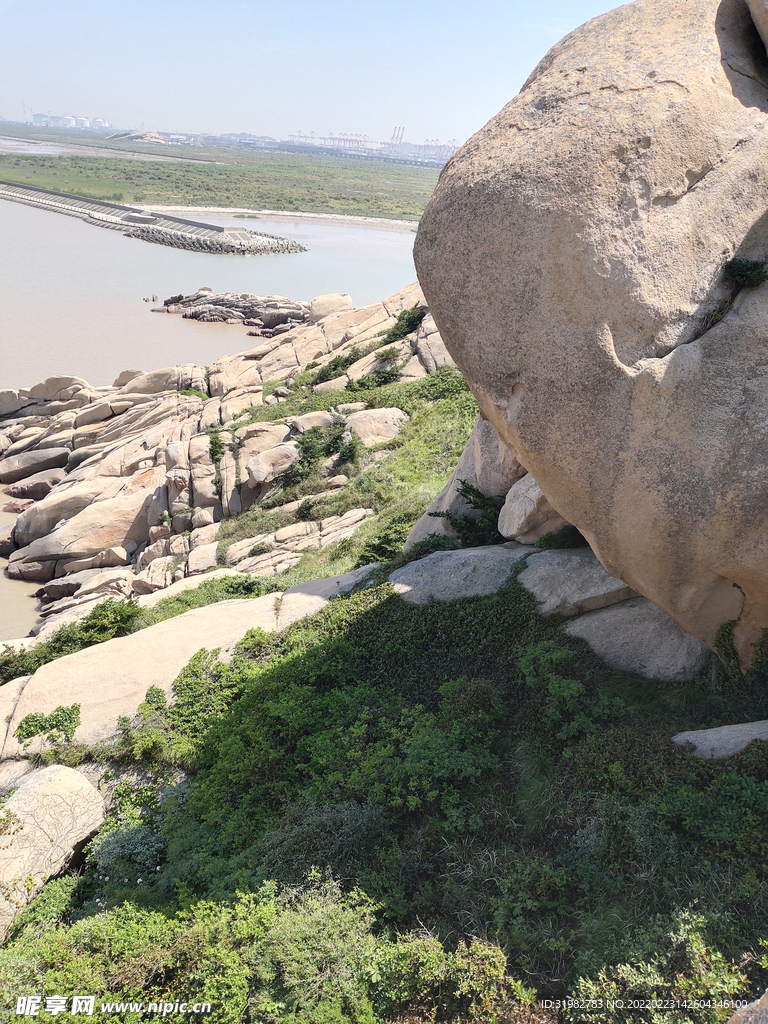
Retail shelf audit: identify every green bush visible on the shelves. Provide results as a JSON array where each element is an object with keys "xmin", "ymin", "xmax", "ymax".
[
  {"xmin": 427, "ymin": 479, "xmax": 504, "ymax": 546},
  {"xmin": 16, "ymin": 703, "xmax": 81, "ymax": 745},
  {"xmin": 723, "ymin": 258, "xmax": 768, "ymax": 289},
  {"xmin": 313, "ymin": 347, "xmax": 362, "ymax": 385},
  {"xmin": 380, "ymin": 304, "xmax": 427, "ymax": 344}
]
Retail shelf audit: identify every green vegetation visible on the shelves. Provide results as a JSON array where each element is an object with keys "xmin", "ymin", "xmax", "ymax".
[
  {"xmin": 723, "ymin": 258, "xmax": 768, "ymax": 289},
  {"xmin": 3, "ymin": 365, "xmax": 768, "ymax": 1020},
  {"xmin": 428, "ymin": 479, "xmax": 505, "ymax": 547},
  {"xmin": 16, "ymin": 703, "xmax": 81, "ymax": 745},
  {"xmin": 0, "ymin": 149, "xmax": 439, "ymax": 220},
  {"xmin": 7, "ymin": 569, "xmax": 768, "ymax": 1020},
  {"xmin": 380, "ymin": 303, "xmax": 428, "ymax": 342}
]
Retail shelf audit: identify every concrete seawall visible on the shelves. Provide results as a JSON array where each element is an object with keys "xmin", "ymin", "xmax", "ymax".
[{"xmin": 0, "ymin": 180, "xmax": 306, "ymax": 255}]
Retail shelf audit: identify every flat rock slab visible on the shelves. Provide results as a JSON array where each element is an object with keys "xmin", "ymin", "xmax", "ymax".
[
  {"xmin": 43, "ymin": 567, "xmax": 106, "ymax": 601},
  {"xmin": 0, "ymin": 765, "xmax": 105, "ymax": 940},
  {"xmin": 727, "ymin": 990, "xmax": 768, "ymax": 1024},
  {"xmin": 284, "ymin": 563, "xmax": 380, "ymax": 601},
  {"xmin": 564, "ymin": 597, "xmax": 713, "ymax": 682},
  {"xmin": 517, "ymin": 547, "xmax": 637, "ymax": 617},
  {"xmin": 0, "ymin": 448, "xmax": 70, "ymax": 485},
  {"xmin": 672, "ymin": 721, "xmax": 768, "ymax": 760},
  {"xmin": 389, "ymin": 545, "xmax": 530, "ymax": 605},
  {"xmin": 2, "ymin": 592, "xmax": 329, "ymax": 756}
]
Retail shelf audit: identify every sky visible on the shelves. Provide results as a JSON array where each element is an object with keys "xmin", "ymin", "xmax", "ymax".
[{"xmin": 1, "ymin": 0, "xmax": 619, "ymax": 145}]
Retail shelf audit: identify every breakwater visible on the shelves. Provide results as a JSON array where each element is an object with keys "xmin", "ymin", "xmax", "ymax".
[{"xmin": 0, "ymin": 180, "xmax": 306, "ymax": 255}]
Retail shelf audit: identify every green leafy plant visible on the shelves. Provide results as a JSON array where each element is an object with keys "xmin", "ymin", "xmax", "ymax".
[
  {"xmin": 380, "ymin": 303, "xmax": 428, "ymax": 344},
  {"xmin": 723, "ymin": 257, "xmax": 768, "ymax": 289},
  {"xmin": 15, "ymin": 703, "xmax": 81, "ymax": 745},
  {"xmin": 313, "ymin": 346, "xmax": 362, "ymax": 385},
  {"xmin": 428, "ymin": 479, "xmax": 504, "ymax": 546}
]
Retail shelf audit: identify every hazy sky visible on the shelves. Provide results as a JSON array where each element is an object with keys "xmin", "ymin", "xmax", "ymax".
[{"xmin": 1, "ymin": 0, "xmax": 618, "ymax": 144}]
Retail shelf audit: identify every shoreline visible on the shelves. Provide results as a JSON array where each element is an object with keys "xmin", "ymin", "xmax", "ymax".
[{"xmin": 137, "ymin": 205, "xmax": 420, "ymax": 230}]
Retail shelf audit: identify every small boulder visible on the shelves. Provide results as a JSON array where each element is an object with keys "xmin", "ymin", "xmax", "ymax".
[
  {"xmin": 0, "ymin": 448, "xmax": 70, "ymax": 485},
  {"xmin": 497, "ymin": 475, "xmax": 569, "ymax": 545},
  {"xmin": 517, "ymin": 548, "xmax": 637, "ymax": 617},
  {"xmin": 310, "ymin": 293, "xmax": 353, "ymax": 322},
  {"xmin": 245, "ymin": 443, "xmax": 300, "ymax": 487},
  {"xmin": 672, "ymin": 721, "xmax": 768, "ymax": 760},
  {"xmin": 289, "ymin": 411, "xmax": 335, "ymax": 433},
  {"xmin": 345, "ymin": 408, "xmax": 408, "ymax": 447},
  {"xmin": 0, "ymin": 765, "xmax": 105, "ymax": 940},
  {"xmin": 4, "ymin": 467, "xmax": 66, "ymax": 501},
  {"xmin": 187, "ymin": 542, "xmax": 219, "ymax": 575}
]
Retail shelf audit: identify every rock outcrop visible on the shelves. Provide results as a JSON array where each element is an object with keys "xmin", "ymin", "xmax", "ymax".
[{"xmin": 414, "ymin": 0, "xmax": 768, "ymax": 668}]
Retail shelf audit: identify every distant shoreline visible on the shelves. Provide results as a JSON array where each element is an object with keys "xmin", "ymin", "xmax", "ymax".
[{"xmin": 137, "ymin": 205, "xmax": 420, "ymax": 231}]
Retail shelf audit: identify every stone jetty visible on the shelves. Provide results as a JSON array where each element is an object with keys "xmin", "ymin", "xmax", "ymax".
[{"xmin": 0, "ymin": 180, "xmax": 305, "ymax": 255}]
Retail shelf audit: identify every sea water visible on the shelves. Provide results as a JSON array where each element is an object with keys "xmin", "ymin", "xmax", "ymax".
[{"xmin": 0, "ymin": 199, "xmax": 416, "ymax": 390}]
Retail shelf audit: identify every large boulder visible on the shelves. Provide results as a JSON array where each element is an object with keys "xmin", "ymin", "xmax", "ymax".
[
  {"xmin": 0, "ymin": 765, "xmax": 104, "ymax": 940},
  {"xmin": 245, "ymin": 442, "xmax": 301, "ymax": 488},
  {"xmin": 414, "ymin": 0, "xmax": 768, "ymax": 668},
  {"xmin": 389, "ymin": 545, "xmax": 530, "ymax": 605},
  {"xmin": 564, "ymin": 597, "xmax": 713, "ymax": 682},
  {"xmin": 10, "ymin": 487, "xmax": 154, "ymax": 564}
]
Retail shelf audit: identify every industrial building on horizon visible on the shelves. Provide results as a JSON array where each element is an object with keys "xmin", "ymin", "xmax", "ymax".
[
  {"xmin": 32, "ymin": 113, "xmax": 109, "ymax": 129},
  {"xmin": 14, "ymin": 117, "xmax": 459, "ymax": 166}
]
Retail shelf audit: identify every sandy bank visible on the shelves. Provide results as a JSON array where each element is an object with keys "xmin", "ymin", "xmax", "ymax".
[{"xmin": 137, "ymin": 205, "xmax": 419, "ymax": 231}]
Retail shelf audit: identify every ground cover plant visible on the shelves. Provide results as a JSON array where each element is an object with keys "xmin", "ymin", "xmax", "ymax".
[
  {"xmin": 2, "ymin": 371, "xmax": 768, "ymax": 1022},
  {"xmin": 0, "ymin": 149, "xmax": 438, "ymax": 220}
]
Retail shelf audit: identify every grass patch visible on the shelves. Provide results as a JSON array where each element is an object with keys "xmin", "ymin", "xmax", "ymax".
[{"xmin": 0, "ymin": 147, "xmax": 438, "ymax": 220}]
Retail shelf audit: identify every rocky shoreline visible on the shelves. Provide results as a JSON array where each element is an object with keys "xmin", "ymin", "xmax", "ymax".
[{"xmin": 0, "ymin": 283, "xmax": 443, "ymax": 637}]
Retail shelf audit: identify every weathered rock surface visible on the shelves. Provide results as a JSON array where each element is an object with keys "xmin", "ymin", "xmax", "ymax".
[
  {"xmin": 517, "ymin": 548, "xmax": 638, "ymax": 617},
  {"xmin": 346, "ymin": 408, "xmax": 408, "ymax": 447},
  {"xmin": 4, "ymin": 467, "xmax": 65, "ymax": 500},
  {"xmin": 726, "ymin": 988, "xmax": 768, "ymax": 1024},
  {"xmin": 245, "ymin": 443, "xmax": 300, "ymax": 487},
  {"xmin": 0, "ymin": 765, "xmax": 105, "ymax": 940},
  {"xmin": 389, "ymin": 545, "xmax": 530, "ymax": 605},
  {"xmin": 672, "ymin": 721, "xmax": 768, "ymax": 759},
  {"xmin": 0, "ymin": 447, "xmax": 70, "ymax": 484},
  {"xmin": 414, "ymin": 0, "xmax": 768, "ymax": 668},
  {"xmin": 564, "ymin": 597, "xmax": 713, "ymax": 682},
  {"xmin": 497, "ymin": 475, "xmax": 569, "ymax": 545},
  {"xmin": 310, "ymin": 292, "xmax": 353, "ymax": 322},
  {"xmin": 284, "ymin": 563, "xmax": 380, "ymax": 600}
]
